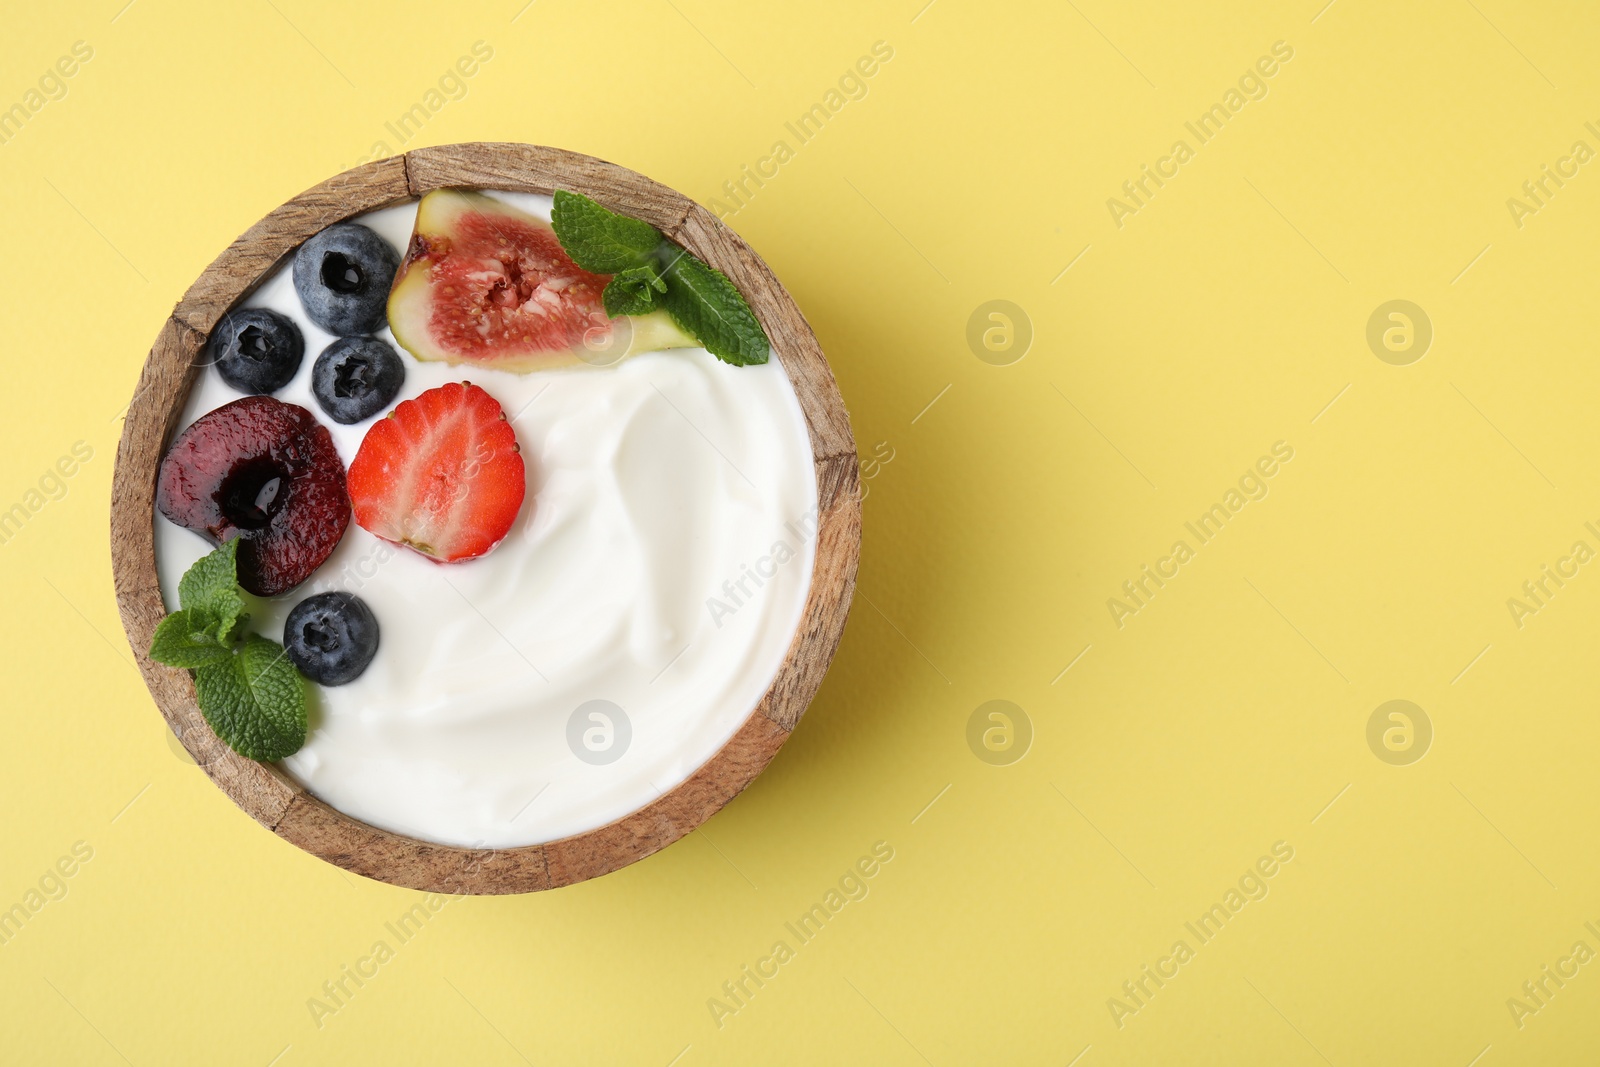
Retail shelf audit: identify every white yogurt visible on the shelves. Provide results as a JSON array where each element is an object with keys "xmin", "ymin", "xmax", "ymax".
[{"xmin": 154, "ymin": 193, "xmax": 818, "ymax": 848}]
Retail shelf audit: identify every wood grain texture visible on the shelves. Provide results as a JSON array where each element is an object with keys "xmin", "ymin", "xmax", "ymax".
[{"xmin": 110, "ymin": 143, "xmax": 861, "ymax": 894}]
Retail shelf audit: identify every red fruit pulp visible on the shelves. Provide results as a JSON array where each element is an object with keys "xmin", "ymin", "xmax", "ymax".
[
  {"xmin": 346, "ymin": 382, "xmax": 526, "ymax": 563},
  {"xmin": 426, "ymin": 209, "xmax": 612, "ymax": 359}
]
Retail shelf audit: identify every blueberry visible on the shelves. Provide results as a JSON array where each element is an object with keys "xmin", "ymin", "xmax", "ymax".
[
  {"xmin": 311, "ymin": 337, "xmax": 405, "ymax": 424},
  {"xmin": 292, "ymin": 223, "xmax": 400, "ymax": 336},
  {"xmin": 284, "ymin": 592, "xmax": 380, "ymax": 686},
  {"xmin": 207, "ymin": 309, "xmax": 304, "ymax": 394}
]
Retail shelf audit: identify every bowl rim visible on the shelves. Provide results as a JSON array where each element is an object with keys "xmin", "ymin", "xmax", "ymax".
[{"xmin": 110, "ymin": 142, "xmax": 861, "ymax": 894}]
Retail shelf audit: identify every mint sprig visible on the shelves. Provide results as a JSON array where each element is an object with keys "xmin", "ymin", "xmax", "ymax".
[
  {"xmin": 176, "ymin": 536, "xmax": 245, "ymax": 642},
  {"xmin": 148, "ymin": 539, "xmax": 307, "ymax": 762},
  {"xmin": 551, "ymin": 190, "xmax": 770, "ymax": 367},
  {"xmin": 603, "ymin": 264, "xmax": 668, "ymax": 317},
  {"xmin": 149, "ymin": 612, "xmax": 235, "ymax": 670}
]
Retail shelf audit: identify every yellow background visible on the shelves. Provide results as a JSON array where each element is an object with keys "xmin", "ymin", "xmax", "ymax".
[{"xmin": 3, "ymin": 0, "xmax": 1599, "ymax": 1062}]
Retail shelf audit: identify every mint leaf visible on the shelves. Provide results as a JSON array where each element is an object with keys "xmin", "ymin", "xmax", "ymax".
[
  {"xmin": 549, "ymin": 189, "xmax": 773, "ymax": 367},
  {"xmin": 149, "ymin": 611, "xmax": 235, "ymax": 670},
  {"xmin": 194, "ymin": 634, "xmax": 306, "ymax": 762},
  {"xmin": 551, "ymin": 190, "xmax": 662, "ymax": 273},
  {"xmin": 151, "ymin": 538, "xmax": 307, "ymax": 763},
  {"xmin": 658, "ymin": 253, "xmax": 771, "ymax": 366},
  {"xmin": 603, "ymin": 264, "xmax": 668, "ymax": 317},
  {"xmin": 177, "ymin": 539, "xmax": 244, "ymax": 643}
]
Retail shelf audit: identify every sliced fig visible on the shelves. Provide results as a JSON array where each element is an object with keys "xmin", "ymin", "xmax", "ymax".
[{"xmin": 387, "ymin": 190, "xmax": 695, "ymax": 372}]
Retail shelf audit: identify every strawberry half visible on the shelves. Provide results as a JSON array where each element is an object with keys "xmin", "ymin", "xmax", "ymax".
[{"xmin": 347, "ymin": 382, "xmax": 526, "ymax": 562}]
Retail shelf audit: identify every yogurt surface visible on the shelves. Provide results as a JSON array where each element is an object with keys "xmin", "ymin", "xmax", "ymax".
[{"xmin": 154, "ymin": 193, "xmax": 818, "ymax": 848}]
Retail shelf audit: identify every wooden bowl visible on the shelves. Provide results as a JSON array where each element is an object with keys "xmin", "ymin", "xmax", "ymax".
[{"xmin": 110, "ymin": 143, "xmax": 860, "ymax": 894}]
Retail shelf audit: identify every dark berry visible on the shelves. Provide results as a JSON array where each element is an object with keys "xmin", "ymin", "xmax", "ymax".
[
  {"xmin": 207, "ymin": 308, "xmax": 304, "ymax": 394},
  {"xmin": 292, "ymin": 223, "xmax": 400, "ymax": 336},
  {"xmin": 311, "ymin": 337, "xmax": 405, "ymax": 424},
  {"xmin": 284, "ymin": 592, "xmax": 379, "ymax": 685},
  {"xmin": 156, "ymin": 396, "xmax": 349, "ymax": 597}
]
